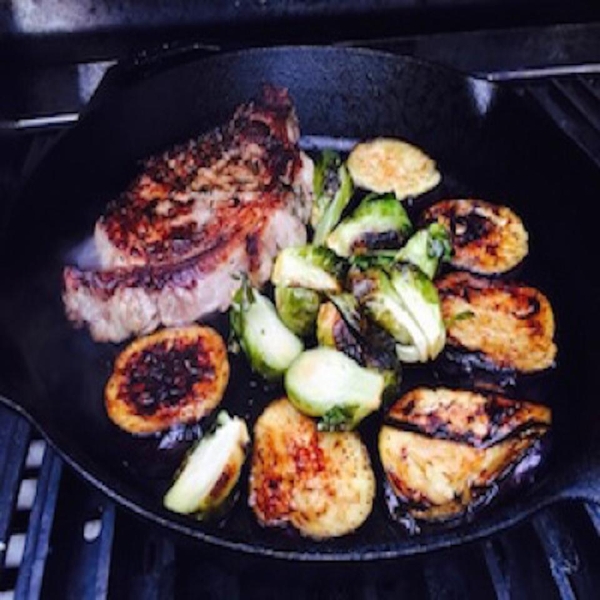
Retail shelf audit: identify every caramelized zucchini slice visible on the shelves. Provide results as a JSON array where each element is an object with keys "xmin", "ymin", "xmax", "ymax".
[
  {"xmin": 249, "ymin": 398, "xmax": 375, "ymax": 539},
  {"xmin": 379, "ymin": 387, "xmax": 551, "ymax": 525},
  {"xmin": 347, "ymin": 138, "xmax": 441, "ymax": 200},
  {"xmin": 437, "ymin": 272, "xmax": 557, "ymax": 373},
  {"xmin": 421, "ymin": 199, "xmax": 529, "ymax": 275},
  {"xmin": 104, "ymin": 325, "xmax": 229, "ymax": 435}
]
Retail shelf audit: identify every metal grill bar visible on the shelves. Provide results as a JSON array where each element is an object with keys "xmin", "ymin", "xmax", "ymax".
[
  {"xmin": 525, "ymin": 75, "xmax": 600, "ymax": 168},
  {"xmin": 13, "ymin": 447, "xmax": 61, "ymax": 599},
  {"xmin": 0, "ymin": 407, "xmax": 31, "ymax": 568}
]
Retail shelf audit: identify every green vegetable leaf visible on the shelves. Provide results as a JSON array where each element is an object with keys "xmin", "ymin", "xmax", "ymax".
[
  {"xmin": 445, "ymin": 310, "xmax": 475, "ymax": 328},
  {"xmin": 317, "ymin": 405, "xmax": 359, "ymax": 432}
]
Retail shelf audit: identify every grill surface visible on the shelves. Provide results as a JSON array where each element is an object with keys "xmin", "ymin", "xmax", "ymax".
[{"xmin": 1, "ymin": 23, "xmax": 600, "ymax": 599}]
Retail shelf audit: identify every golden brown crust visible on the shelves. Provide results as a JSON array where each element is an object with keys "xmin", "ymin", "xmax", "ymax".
[
  {"xmin": 380, "ymin": 386, "xmax": 551, "ymax": 522},
  {"xmin": 96, "ymin": 86, "xmax": 304, "ymax": 269},
  {"xmin": 347, "ymin": 137, "xmax": 440, "ymax": 200},
  {"xmin": 437, "ymin": 272, "xmax": 557, "ymax": 372},
  {"xmin": 105, "ymin": 325, "xmax": 229, "ymax": 434},
  {"xmin": 248, "ymin": 398, "xmax": 375, "ymax": 539},
  {"xmin": 379, "ymin": 426, "xmax": 540, "ymax": 521},
  {"xmin": 386, "ymin": 387, "xmax": 551, "ymax": 447},
  {"xmin": 421, "ymin": 199, "xmax": 529, "ymax": 275}
]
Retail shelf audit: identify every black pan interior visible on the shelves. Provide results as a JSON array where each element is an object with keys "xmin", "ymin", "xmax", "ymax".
[{"xmin": 0, "ymin": 47, "xmax": 599, "ymax": 561}]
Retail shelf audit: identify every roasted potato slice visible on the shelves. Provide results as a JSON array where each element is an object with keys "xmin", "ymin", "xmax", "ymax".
[
  {"xmin": 105, "ymin": 325, "xmax": 229, "ymax": 434},
  {"xmin": 437, "ymin": 272, "xmax": 557, "ymax": 373},
  {"xmin": 249, "ymin": 397, "xmax": 375, "ymax": 539},
  {"xmin": 380, "ymin": 387, "xmax": 551, "ymax": 523},
  {"xmin": 347, "ymin": 138, "xmax": 441, "ymax": 200},
  {"xmin": 421, "ymin": 199, "xmax": 529, "ymax": 275}
]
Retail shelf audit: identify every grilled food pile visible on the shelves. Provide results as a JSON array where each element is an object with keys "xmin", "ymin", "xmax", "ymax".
[{"xmin": 61, "ymin": 88, "xmax": 556, "ymax": 539}]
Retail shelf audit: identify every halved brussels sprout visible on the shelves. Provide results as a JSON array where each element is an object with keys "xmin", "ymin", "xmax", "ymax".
[
  {"xmin": 230, "ymin": 279, "xmax": 303, "ymax": 380},
  {"xmin": 348, "ymin": 263, "xmax": 445, "ymax": 363},
  {"xmin": 311, "ymin": 150, "xmax": 354, "ymax": 245},
  {"xmin": 396, "ymin": 222, "xmax": 452, "ymax": 279},
  {"xmin": 163, "ymin": 411, "xmax": 249, "ymax": 517},
  {"xmin": 388, "ymin": 262, "xmax": 446, "ymax": 361},
  {"xmin": 284, "ymin": 347, "xmax": 384, "ymax": 430},
  {"xmin": 271, "ymin": 245, "xmax": 347, "ymax": 293},
  {"xmin": 274, "ymin": 286, "xmax": 321, "ymax": 337},
  {"xmin": 317, "ymin": 297, "xmax": 401, "ymax": 400},
  {"xmin": 326, "ymin": 193, "xmax": 413, "ymax": 257}
]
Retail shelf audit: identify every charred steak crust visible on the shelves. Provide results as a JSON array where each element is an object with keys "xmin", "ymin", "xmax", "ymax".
[{"xmin": 63, "ymin": 85, "xmax": 313, "ymax": 342}]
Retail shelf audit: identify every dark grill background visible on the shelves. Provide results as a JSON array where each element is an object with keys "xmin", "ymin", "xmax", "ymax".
[{"xmin": 2, "ymin": 8, "xmax": 600, "ymax": 598}]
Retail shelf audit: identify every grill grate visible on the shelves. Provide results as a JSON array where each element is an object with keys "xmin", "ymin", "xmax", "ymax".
[
  {"xmin": 524, "ymin": 74, "xmax": 600, "ymax": 167},
  {"xmin": 1, "ymin": 42, "xmax": 600, "ymax": 599}
]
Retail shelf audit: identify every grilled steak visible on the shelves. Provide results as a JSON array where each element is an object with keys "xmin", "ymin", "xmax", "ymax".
[{"xmin": 63, "ymin": 85, "xmax": 313, "ymax": 342}]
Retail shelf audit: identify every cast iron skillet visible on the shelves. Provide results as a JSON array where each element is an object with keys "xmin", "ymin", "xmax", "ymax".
[{"xmin": 1, "ymin": 46, "xmax": 599, "ymax": 563}]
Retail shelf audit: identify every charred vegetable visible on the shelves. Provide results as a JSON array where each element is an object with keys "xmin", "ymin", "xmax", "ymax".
[
  {"xmin": 230, "ymin": 279, "xmax": 303, "ymax": 380},
  {"xmin": 104, "ymin": 325, "xmax": 229, "ymax": 435},
  {"xmin": 164, "ymin": 411, "xmax": 250, "ymax": 517},
  {"xmin": 311, "ymin": 150, "xmax": 354, "ymax": 245},
  {"xmin": 347, "ymin": 137, "xmax": 441, "ymax": 200},
  {"xmin": 326, "ymin": 193, "xmax": 413, "ymax": 257},
  {"xmin": 284, "ymin": 347, "xmax": 384, "ymax": 430},
  {"xmin": 379, "ymin": 387, "xmax": 551, "ymax": 527},
  {"xmin": 396, "ymin": 222, "xmax": 452, "ymax": 279},
  {"xmin": 348, "ymin": 263, "xmax": 445, "ymax": 363},
  {"xmin": 271, "ymin": 245, "xmax": 347, "ymax": 293},
  {"xmin": 249, "ymin": 398, "xmax": 376, "ymax": 539},
  {"xmin": 437, "ymin": 272, "xmax": 557, "ymax": 374},
  {"xmin": 274, "ymin": 286, "xmax": 321, "ymax": 337},
  {"xmin": 317, "ymin": 296, "xmax": 401, "ymax": 397},
  {"xmin": 420, "ymin": 199, "xmax": 529, "ymax": 275}
]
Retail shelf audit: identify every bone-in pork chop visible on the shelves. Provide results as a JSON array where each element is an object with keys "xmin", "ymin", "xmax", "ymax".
[{"xmin": 63, "ymin": 85, "xmax": 313, "ymax": 342}]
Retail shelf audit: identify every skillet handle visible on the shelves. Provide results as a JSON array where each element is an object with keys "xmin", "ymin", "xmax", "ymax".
[{"xmin": 86, "ymin": 41, "xmax": 222, "ymax": 112}]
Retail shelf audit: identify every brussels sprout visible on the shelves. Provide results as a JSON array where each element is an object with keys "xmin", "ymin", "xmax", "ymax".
[
  {"xmin": 284, "ymin": 347, "xmax": 384, "ymax": 430},
  {"xmin": 388, "ymin": 262, "xmax": 446, "ymax": 361},
  {"xmin": 311, "ymin": 151, "xmax": 354, "ymax": 245},
  {"xmin": 163, "ymin": 411, "xmax": 249, "ymax": 517},
  {"xmin": 230, "ymin": 279, "xmax": 303, "ymax": 380},
  {"xmin": 348, "ymin": 265, "xmax": 428, "ymax": 362},
  {"xmin": 396, "ymin": 222, "xmax": 452, "ymax": 278},
  {"xmin": 317, "ymin": 297, "xmax": 401, "ymax": 399},
  {"xmin": 271, "ymin": 245, "xmax": 347, "ymax": 293},
  {"xmin": 274, "ymin": 286, "xmax": 321, "ymax": 337},
  {"xmin": 327, "ymin": 193, "xmax": 413, "ymax": 257},
  {"xmin": 348, "ymin": 263, "xmax": 445, "ymax": 363}
]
